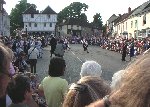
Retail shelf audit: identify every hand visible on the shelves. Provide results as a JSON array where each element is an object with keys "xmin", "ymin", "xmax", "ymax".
[{"xmin": 86, "ymin": 99, "xmax": 105, "ymax": 107}]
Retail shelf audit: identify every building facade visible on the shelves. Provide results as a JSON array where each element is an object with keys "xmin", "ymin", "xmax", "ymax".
[
  {"xmin": 0, "ymin": 0, "xmax": 10, "ymax": 36},
  {"xmin": 57, "ymin": 18, "xmax": 94, "ymax": 37},
  {"xmin": 108, "ymin": 1, "xmax": 150, "ymax": 39},
  {"xmin": 22, "ymin": 5, "xmax": 57, "ymax": 36},
  {"xmin": 57, "ymin": 18, "xmax": 102, "ymax": 38}
]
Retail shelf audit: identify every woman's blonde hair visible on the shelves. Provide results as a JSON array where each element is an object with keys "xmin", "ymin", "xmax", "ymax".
[
  {"xmin": 111, "ymin": 49, "xmax": 150, "ymax": 107},
  {"xmin": 63, "ymin": 76, "xmax": 110, "ymax": 107}
]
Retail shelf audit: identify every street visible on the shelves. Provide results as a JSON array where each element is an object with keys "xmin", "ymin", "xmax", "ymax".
[{"xmin": 37, "ymin": 44, "xmax": 130, "ymax": 84}]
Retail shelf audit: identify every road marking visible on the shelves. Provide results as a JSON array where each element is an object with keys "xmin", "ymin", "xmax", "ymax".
[
  {"xmin": 70, "ymin": 50, "xmax": 83, "ymax": 62},
  {"xmin": 71, "ymin": 51, "xmax": 75, "ymax": 55},
  {"xmin": 77, "ymin": 57, "xmax": 83, "ymax": 62}
]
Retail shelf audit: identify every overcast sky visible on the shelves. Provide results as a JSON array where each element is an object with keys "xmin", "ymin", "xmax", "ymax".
[{"xmin": 4, "ymin": 0, "xmax": 148, "ymax": 23}]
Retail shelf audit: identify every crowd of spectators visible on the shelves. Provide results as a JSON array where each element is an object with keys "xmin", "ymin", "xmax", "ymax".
[
  {"xmin": 0, "ymin": 35, "xmax": 150, "ymax": 107},
  {"xmin": 69, "ymin": 36, "xmax": 150, "ymax": 57}
]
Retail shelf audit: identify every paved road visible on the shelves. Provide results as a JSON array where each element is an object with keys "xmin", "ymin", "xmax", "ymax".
[{"xmin": 36, "ymin": 44, "xmax": 130, "ymax": 84}]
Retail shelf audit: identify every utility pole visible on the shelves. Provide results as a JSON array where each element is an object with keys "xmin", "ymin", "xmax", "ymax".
[{"xmin": 25, "ymin": 25, "xmax": 28, "ymax": 37}]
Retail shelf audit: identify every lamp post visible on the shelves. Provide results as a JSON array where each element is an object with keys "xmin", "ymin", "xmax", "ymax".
[
  {"xmin": 55, "ymin": 24, "xmax": 57, "ymax": 37},
  {"xmin": 25, "ymin": 25, "xmax": 27, "ymax": 37}
]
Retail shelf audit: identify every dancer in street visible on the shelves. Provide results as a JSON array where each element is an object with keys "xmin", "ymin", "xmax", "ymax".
[
  {"xmin": 82, "ymin": 39, "xmax": 89, "ymax": 53},
  {"xmin": 122, "ymin": 41, "xmax": 127, "ymax": 61},
  {"xmin": 50, "ymin": 36, "xmax": 57, "ymax": 57}
]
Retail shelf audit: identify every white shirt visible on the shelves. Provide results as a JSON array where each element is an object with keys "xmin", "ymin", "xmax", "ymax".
[{"xmin": 28, "ymin": 47, "xmax": 39, "ymax": 59}]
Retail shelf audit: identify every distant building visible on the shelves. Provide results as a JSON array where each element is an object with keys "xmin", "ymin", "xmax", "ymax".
[
  {"xmin": 107, "ymin": 0, "xmax": 150, "ymax": 39},
  {"xmin": 0, "ymin": 0, "xmax": 10, "ymax": 36},
  {"xmin": 106, "ymin": 14, "xmax": 118, "ymax": 37},
  {"xmin": 57, "ymin": 18, "xmax": 94, "ymax": 37},
  {"xmin": 22, "ymin": 5, "xmax": 57, "ymax": 36}
]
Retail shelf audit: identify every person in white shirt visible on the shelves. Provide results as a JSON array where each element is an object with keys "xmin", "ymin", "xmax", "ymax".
[
  {"xmin": 28, "ymin": 44, "xmax": 39, "ymax": 74},
  {"xmin": 36, "ymin": 37, "xmax": 42, "ymax": 58}
]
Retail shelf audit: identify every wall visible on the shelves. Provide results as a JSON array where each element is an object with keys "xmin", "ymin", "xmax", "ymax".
[{"xmin": 23, "ymin": 14, "xmax": 57, "ymax": 32}]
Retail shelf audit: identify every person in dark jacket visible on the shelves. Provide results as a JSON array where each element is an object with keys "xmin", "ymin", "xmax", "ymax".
[
  {"xmin": 122, "ymin": 42, "xmax": 127, "ymax": 61},
  {"xmin": 50, "ymin": 36, "xmax": 57, "ymax": 57},
  {"xmin": 130, "ymin": 43, "xmax": 134, "ymax": 61}
]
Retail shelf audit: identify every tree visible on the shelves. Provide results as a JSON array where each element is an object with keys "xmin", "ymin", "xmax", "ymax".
[
  {"xmin": 92, "ymin": 13, "xmax": 103, "ymax": 29},
  {"xmin": 57, "ymin": 2, "xmax": 88, "ymax": 24},
  {"xmin": 10, "ymin": 0, "xmax": 36, "ymax": 35}
]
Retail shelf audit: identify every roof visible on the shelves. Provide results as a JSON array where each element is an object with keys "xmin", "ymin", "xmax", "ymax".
[
  {"xmin": 108, "ymin": 14, "xmax": 118, "ymax": 23},
  {"xmin": 114, "ymin": 8, "xmax": 136, "ymax": 25},
  {"xmin": 0, "ymin": 0, "xmax": 6, "ymax": 4},
  {"xmin": 41, "ymin": 6, "xmax": 57, "ymax": 14},
  {"xmin": 130, "ymin": 0, "xmax": 150, "ymax": 17},
  {"xmin": 59, "ymin": 18, "xmax": 92, "ymax": 27},
  {"xmin": 114, "ymin": 13, "xmax": 128, "ymax": 25},
  {"xmin": 23, "ymin": 5, "xmax": 39, "ymax": 14}
]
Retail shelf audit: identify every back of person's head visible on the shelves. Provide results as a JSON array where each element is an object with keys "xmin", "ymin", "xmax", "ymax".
[
  {"xmin": 48, "ymin": 57, "xmax": 66, "ymax": 77},
  {"xmin": 110, "ymin": 49, "xmax": 150, "ymax": 107},
  {"xmin": 63, "ymin": 76, "xmax": 110, "ymax": 107},
  {"xmin": 111, "ymin": 70, "xmax": 125, "ymax": 91},
  {"xmin": 0, "ymin": 44, "xmax": 11, "ymax": 97},
  {"xmin": 80, "ymin": 61, "xmax": 102, "ymax": 77},
  {"xmin": 7, "ymin": 75, "xmax": 31, "ymax": 104}
]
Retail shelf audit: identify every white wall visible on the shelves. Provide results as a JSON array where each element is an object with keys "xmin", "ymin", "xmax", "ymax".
[
  {"xmin": 0, "ymin": 12, "xmax": 10, "ymax": 36},
  {"xmin": 23, "ymin": 14, "xmax": 57, "ymax": 32}
]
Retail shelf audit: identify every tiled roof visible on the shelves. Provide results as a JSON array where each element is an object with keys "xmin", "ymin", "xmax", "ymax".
[
  {"xmin": 59, "ymin": 18, "xmax": 92, "ymax": 27},
  {"xmin": 114, "ymin": 8, "xmax": 136, "ymax": 25},
  {"xmin": 23, "ymin": 5, "xmax": 39, "ymax": 14},
  {"xmin": 114, "ymin": 13, "xmax": 128, "ymax": 25},
  {"xmin": 108, "ymin": 14, "xmax": 118, "ymax": 23},
  {"xmin": 0, "ymin": 0, "xmax": 6, "ymax": 4},
  {"xmin": 41, "ymin": 6, "xmax": 57, "ymax": 14},
  {"xmin": 130, "ymin": 1, "xmax": 150, "ymax": 17}
]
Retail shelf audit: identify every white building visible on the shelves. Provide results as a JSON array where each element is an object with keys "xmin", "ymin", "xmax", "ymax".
[
  {"xmin": 22, "ymin": 5, "xmax": 57, "ymax": 36},
  {"xmin": 0, "ymin": 0, "xmax": 10, "ymax": 36},
  {"xmin": 109, "ymin": 1, "xmax": 150, "ymax": 39}
]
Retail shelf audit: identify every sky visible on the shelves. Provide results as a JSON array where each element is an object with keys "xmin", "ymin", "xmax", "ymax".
[{"xmin": 4, "ymin": 0, "xmax": 148, "ymax": 24}]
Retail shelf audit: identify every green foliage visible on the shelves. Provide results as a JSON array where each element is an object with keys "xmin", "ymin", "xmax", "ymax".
[
  {"xmin": 57, "ymin": 2, "xmax": 88, "ymax": 24},
  {"xmin": 92, "ymin": 13, "xmax": 103, "ymax": 29},
  {"xmin": 10, "ymin": 0, "xmax": 36, "ymax": 35},
  {"xmin": 102, "ymin": 24, "xmax": 107, "ymax": 34}
]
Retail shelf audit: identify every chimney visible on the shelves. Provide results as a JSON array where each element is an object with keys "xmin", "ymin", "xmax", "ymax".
[
  {"xmin": 118, "ymin": 14, "xmax": 121, "ymax": 17},
  {"xmin": 128, "ymin": 7, "xmax": 131, "ymax": 13}
]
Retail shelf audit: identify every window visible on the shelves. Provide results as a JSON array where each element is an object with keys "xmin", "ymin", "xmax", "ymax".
[
  {"xmin": 131, "ymin": 21, "xmax": 133, "ymax": 28},
  {"xmin": 47, "ymin": 14, "xmax": 51, "ymax": 18},
  {"xmin": 31, "ymin": 14, "xmax": 34, "ymax": 18},
  {"xmin": 143, "ymin": 14, "xmax": 146, "ymax": 25},
  {"xmin": 123, "ymin": 23, "xmax": 124, "ymax": 31},
  {"xmin": 29, "ymin": 23, "xmax": 31, "ymax": 27},
  {"xmin": 44, "ymin": 23, "xmax": 46, "ymax": 27},
  {"xmin": 126, "ymin": 22, "xmax": 127, "ymax": 30},
  {"xmin": 50, "ymin": 23, "xmax": 52, "ymax": 27},
  {"xmin": 135, "ymin": 20, "xmax": 138, "ymax": 28},
  {"xmin": 34, "ymin": 23, "xmax": 37, "ymax": 27}
]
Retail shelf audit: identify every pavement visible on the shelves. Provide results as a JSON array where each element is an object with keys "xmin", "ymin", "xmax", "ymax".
[{"xmin": 36, "ymin": 44, "xmax": 130, "ymax": 84}]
